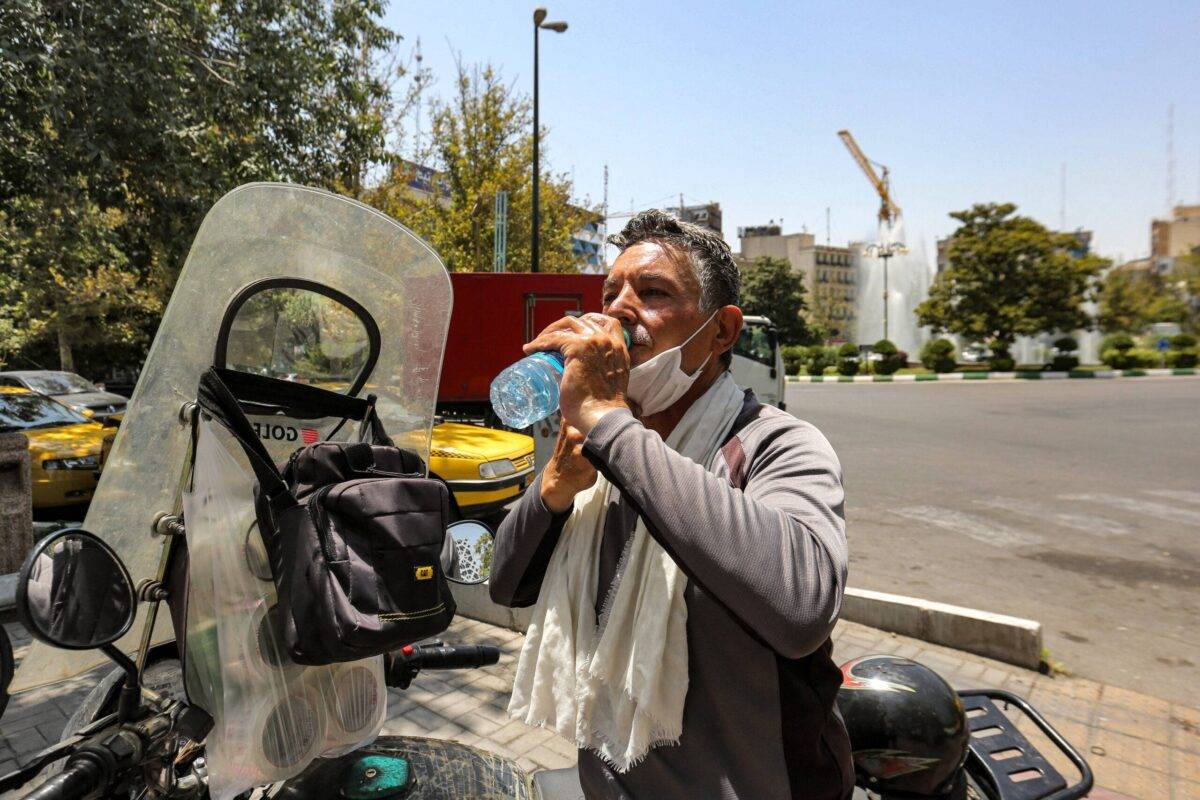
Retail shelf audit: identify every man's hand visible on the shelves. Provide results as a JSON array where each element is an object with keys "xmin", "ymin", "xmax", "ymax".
[
  {"xmin": 523, "ymin": 313, "xmax": 630, "ymax": 435},
  {"xmin": 539, "ymin": 423, "xmax": 597, "ymax": 514}
]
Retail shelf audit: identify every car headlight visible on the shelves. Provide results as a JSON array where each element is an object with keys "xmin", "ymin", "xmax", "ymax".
[
  {"xmin": 479, "ymin": 458, "xmax": 517, "ymax": 479},
  {"xmin": 43, "ymin": 455, "xmax": 100, "ymax": 471}
]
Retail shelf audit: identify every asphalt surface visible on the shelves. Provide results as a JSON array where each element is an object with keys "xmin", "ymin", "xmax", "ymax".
[{"xmin": 787, "ymin": 376, "xmax": 1200, "ymax": 704}]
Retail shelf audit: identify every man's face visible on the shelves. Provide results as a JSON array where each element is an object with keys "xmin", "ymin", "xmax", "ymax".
[{"xmin": 602, "ymin": 241, "xmax": 715, "ymax": 370}]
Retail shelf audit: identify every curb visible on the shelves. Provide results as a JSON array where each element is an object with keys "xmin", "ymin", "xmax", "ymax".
[
  {"xmin": 787, "ymin": 368, "xmax": 1196, "ymax": 383},
  {"xmin": 450, "ymin": 582, "xmax": 1044, "ymax": 671}
]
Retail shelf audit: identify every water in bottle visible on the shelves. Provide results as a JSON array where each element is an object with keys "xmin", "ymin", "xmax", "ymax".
[{"xmin": 490, "ymin": 351, "xmax": 566, "ymax": 429}]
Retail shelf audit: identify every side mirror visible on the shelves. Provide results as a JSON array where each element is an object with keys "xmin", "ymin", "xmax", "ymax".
[
  {"xmin": 15, "ymin": 529, "xmax": 136, "ymax": 650},
  {"xmin": 443, "ymin": 520, "xmax": 494, "ymax": 585},
  {"xmin": 0, "ymin": 625, "xmax": 12, "ymax": 719}
]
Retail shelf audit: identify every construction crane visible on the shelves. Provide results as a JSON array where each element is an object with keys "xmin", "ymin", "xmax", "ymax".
[{"xmin": 838, "ymin": 129, "xmax": 901, "ymax": 225}]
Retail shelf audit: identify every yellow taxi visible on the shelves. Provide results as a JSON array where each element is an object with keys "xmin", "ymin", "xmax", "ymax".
[
  {"xmin": 0, "ymin": 387, "xmax": 108, "ymax": 508},
  {"xmin": 98, "ymin": 409, "xmax": 535, "ymax": 519},
  {"xmin": 428, "ymin": 422, "xmax": 535, "ymax": 518}
]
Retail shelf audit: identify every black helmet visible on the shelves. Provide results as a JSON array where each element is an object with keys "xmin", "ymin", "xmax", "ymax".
[{"xmin": 838, "ymin": 655, "xmax": 970, "ymax": 798}]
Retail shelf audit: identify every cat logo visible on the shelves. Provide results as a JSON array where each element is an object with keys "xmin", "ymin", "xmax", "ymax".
[{"xmin": 415, "ymin": 565, "xmax": 435, "ymax": 581}]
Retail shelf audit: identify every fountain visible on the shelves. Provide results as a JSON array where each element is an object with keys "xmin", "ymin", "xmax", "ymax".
[{"xmin": 855, "ymin": 217, "xmax": 934, "ymax": 357}]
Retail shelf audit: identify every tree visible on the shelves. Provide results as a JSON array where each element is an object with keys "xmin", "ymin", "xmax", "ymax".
[
  {"xmin": 1167, "ymin": 250, "xmax": 1200, "ymax": 333},
  {"xmin": 916, "ymin": 203, "xmax": 1107, "ymax": 364},
  {"xmin": 1097, "ymin": 267, "xmax": 1186, "ymax": 334},
  {"xmin": 739, "ymin": 256, "xmax": 814, "ymax": 345},
  {"xmin": 805, "ymin": 283, "xmax": 842, "ymax": 342},
  {"xmin": 367, "ymin": 60, "xmax": 590, "ymax": 273},
  {"xmin": 0, "ymin": 0, "xmax": 400, "ymax": 372}
]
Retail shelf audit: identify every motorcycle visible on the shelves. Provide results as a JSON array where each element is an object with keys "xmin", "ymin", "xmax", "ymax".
[{"xmin": 0, "ymin": 183, "xmax": 1094, "ymax": 800}]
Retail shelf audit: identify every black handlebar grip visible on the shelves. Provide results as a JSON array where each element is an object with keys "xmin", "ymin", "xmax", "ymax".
[
  {"xmin": 409, "ymin": 643, "xmax": 501, "ymax": 670},
  {"xmin": 22, "ymin": 757, "xmax": 106, "ymax": 800}
]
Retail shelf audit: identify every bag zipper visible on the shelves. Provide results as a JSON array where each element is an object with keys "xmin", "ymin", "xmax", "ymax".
[{"xmin": 307, "ymin": 484, "xmax": 338, "ymax": 563}]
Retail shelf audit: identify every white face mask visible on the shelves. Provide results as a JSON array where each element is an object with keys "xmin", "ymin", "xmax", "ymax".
[{"xmin": 626, "ymin": 310, "xmax": 719, "ymax": 416}]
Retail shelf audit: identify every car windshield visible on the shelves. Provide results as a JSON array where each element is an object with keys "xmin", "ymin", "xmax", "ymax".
[
  {"xmin": 0, "ymin": 393, "xmax": 91, "ymax": 431},
  {"xmin": 734, "ymin": 324, "xmax": 777, "ymax": 368},
  {"xmin": 20, "ymin": 372, "xmax": 97, "ymax": 395}
]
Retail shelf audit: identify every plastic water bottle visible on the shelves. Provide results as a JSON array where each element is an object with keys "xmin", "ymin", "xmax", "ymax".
[
  {"xmin": 490, "ymin": 352, "xmax": 565, "ymax": 429},
  {"xmin": 490, "ymin": 330, "xmax": 631, "ymax": 428}
]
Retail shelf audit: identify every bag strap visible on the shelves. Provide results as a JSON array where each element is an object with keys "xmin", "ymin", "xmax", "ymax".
[
  {"xmin": 356, "ymin": 395, "xmax": 396, "ymax": 447},
  {"xmin": 197, "ymin": 368, "xmax": 293, "ymax": 510}
]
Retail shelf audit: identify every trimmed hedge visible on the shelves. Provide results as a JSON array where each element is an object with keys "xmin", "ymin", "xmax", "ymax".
[
  {"xmin": 872, "ymin": 339, "xmax": 904, "ymax": 375},
  {"xmin": 807, "ymin": 346, "xmax": 836, "ymax": 376},
  {"xmin": 920, "ymin": 338, "xmax": 957, "ymax": 373},
  {"xmin": 1102, "ymin": 347, "xmax": 1160, "ymax": 369},
  {"xmin": 781, "ymin": 345, "xmax": 808, "ymax": 376},
  {"xmin": 836, "ymin": 343, "xmax": 860, "ymax": 377}
]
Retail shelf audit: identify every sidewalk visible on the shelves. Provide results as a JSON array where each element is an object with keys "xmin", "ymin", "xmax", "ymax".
[{"xmin": 3, "ymin": 617, "xmax": 1196, "ymax": 800}]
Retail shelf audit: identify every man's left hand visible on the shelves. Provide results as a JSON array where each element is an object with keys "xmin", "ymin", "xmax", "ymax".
[{"xmin": 523, "ymin": 313, "xmax": 630, "ymax": 435}]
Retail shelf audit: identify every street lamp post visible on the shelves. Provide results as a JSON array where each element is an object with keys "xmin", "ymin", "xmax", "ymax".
[
  {"xmin": 863, "ymin": 242, "xmax": 909, "ymax": 342},
  {"xmin": 532, "ymin": 8, "xmax": 567, "ymax": 273}
]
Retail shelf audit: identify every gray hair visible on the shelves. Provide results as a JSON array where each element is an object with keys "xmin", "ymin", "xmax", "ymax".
[{"xmin": 608, "ymin": 209, "xmax": 741, "ymax": 312}]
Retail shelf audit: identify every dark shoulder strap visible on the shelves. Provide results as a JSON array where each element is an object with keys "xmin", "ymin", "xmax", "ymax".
[
  {"xmin": 197, "ymin": 368, "xmax": 292, "ymax": 508},
  {"xmin": 721, "ymin": 390, "xmax": 764, "ymax": 490}
]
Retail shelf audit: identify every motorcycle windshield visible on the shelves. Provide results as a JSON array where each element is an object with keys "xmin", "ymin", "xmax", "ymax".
[{"xmin": 13, "ymin": 183, "xmax": 452, "ymax": 691}]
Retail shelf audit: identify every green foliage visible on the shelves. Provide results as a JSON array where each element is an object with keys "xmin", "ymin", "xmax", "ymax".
[
  {"xmin": 920, "ymin": 338, "xmax": 957, "ymax": 373},
  {"xmin": 1097, "ymin": 267, "xmax": 1188, "ymax": 334},
  {"xmin": 1165, "ymin": 350, "xmax": 1198, "ymax": 368},
  {"xmin": 836, "ymin": 343, "xmax": 860, "ymax": 376},
  {"xmin": 0, "ymin": 0, "xmax": 400, "ymax": 371},
  {"xmin": 872, "ymin": 339, "xmax": 904, "ymax": 375},
  {"xmin": 781, "ymin": 345, "xmax": 808, "ymax": 375},
  {"xmin": 739, "ymin": 257, "xmax": 813, "ymax": 346},
  {"xmin": 916, "ymin": 203, "xmax": 1107, "ymax": 362},
  {"xmin": 990, "ymin": 355, "xmax": 1016, "ymax": 372},
  {"xmin": 1169, "ymin": 333, "xmax": 1197, "ymax": 349},
  {"xmin": 368, "ymin": 61, "xmax": 589, "ymax": 274},
  {"xmin": 1101, "ymin": 332, "xmax": 1135, "ymax": 353},
  {"xmin": 1102, "ymin": 347, "xmax": 1160, "ymax": 369},
  {"xmin": 807, "ymin": 346, "xmax": 835, "ymax": 376},
  {"xmin": 1054, "ymin": 336, "xmax": 1078, "ymax": 351},
  {"xmin": 1050, "ymin": 354, "xmax": 1079, "ymax": 371}
]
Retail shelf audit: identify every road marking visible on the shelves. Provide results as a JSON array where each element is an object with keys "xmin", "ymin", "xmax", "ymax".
[
  {"xmin": 976, "ymin": 498, "xmax": 1130, "ymax": 538},
  {"xmin": 894, "ymin": 506, "xmax": 1044, "ymax": 548},
  {"xmin": 1058, "ymin": 494, "xmax": 1200, "ymax": 526},
  {"xmin": 1144, "ymin": 489, "xmax": 1200, "ymax": 507}
]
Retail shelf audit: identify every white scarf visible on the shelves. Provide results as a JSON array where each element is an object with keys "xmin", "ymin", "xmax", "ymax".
[{"xmin": 508, "ymin": 372, "xmax": 744, "ymax": 772}]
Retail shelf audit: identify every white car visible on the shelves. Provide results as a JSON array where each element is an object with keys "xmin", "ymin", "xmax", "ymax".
[{"xmin": 730, "ymin": 315, "xmax": 786, "ymax": 410}]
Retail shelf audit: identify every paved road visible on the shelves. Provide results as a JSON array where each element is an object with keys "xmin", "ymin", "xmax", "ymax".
[{"xmin": 787, "ymin": 376, "xmax": 1200, "ymax": 704}]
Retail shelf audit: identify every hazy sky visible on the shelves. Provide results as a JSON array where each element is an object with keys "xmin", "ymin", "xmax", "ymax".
[{"xmin": 385, "ymin": 1, "xmax": 1199, "ymax": 264}]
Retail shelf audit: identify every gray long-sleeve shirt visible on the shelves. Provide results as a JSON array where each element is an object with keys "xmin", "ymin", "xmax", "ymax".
[{"xmin": 490, "ymin": 390, "xmax": 853, "ymax": 800}]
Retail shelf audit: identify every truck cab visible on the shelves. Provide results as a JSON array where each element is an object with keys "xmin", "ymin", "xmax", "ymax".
[{"xmin": 731, "ymin": 315, "xmax": 786, "ymax": 410}]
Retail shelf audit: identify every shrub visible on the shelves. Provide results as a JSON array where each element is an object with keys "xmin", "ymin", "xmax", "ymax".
[
  {"xmin": 1165, "ymin": 349, "xmax": 1198, "ymax": 368},
  {"xmin": 781, "ymin": 345, "xmax": 808, "ymax": 375},
  {"xmin": 836, "ymin": 343, "xmax": 860, "ymax": 376},
  {"xmin": 1101, "ymin": 332, "xmax": 1135, "ymax": 353},
  {"xmin": 920, "ymin": 338, "xmax": 957, "ymax": 373},
  {"xmin": 872, "ymin": 339, "xmax": 904, "ymax": 375},
  {"xmin": 1169, "ymin": 333, "xmax": 1197, "ymax": 350},
  {"xmin": 1053, "ymin": 336, "xmax": 1079, "ymax": 352},
  {"xmin": 1103, "ymin": 347, "xmax": 1160, "ymax": 369},
  {"xmin": 807, "ymin": 346, "xmax": 835, "ymax": 376},
  {"xmin": 990, "ymin": 355, "xmax": 1015, "ymax": 372},
  {"xmin": 1050, "ymin": 355, "xmax": 1080, "ymax": 372}
]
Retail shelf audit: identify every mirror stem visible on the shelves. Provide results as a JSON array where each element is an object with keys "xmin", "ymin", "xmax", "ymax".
[{"xmin": 101, "ymin": 644, "xmax": 140, "ymax": 722}]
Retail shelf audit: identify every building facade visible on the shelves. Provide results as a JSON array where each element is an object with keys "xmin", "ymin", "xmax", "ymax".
[
  {"xmin": 670, "ymin": 202, "xmax": 723, "ymax": 236},
  {"xmin": 1151, "ymin": 204, "xmax": 1200, "ymax": 259},
  {"xmin": 737, "ymin": 226, "xmax": 857, "ymax": 339}
]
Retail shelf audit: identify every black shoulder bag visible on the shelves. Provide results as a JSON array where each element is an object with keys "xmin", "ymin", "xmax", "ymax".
[{"xmin": 196, "ymin": 367, "xmax": 455, "ymax": 666}]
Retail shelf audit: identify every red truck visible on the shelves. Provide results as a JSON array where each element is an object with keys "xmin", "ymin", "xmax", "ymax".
[{"xmin": 437, "ymin": 272, "xmax": 607, "ymax": 422}]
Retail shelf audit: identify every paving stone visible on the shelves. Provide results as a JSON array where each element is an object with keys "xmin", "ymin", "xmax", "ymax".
[
  {"xmin": 488, "ymin": 719, "xmax": 536, "ymax": 746},
  {"xmin": 457, "ymin": 711, "xmax": 503, "ymax": 737},
  {"xmin": 1171, "ymin": 704, "xmax": 1200, "ymax": 756},
  {"xmin": 526, "ymin": 743, "xmax": 575, "ymax": 770},
  {"xmin": 508, "ymin": 727, "xmax": 555, "ymax": 756},
  {"xmin": 402, "ymin": 704, "xmax": 450, "ymax": 732},
  {"xmin": 1174, "ymin": 747, "xmax": 1200, "ymax": 784},
  {"xmin": 1090, "ymin": 727, "xmax": 1171, "ymax": 774},
  {"xmin": 1088, "ymin": 756, "xmax": 1170, "ymax": 800}
]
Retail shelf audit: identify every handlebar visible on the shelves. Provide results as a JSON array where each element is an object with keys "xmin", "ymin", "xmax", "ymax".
[
  {"xmin": 385, "ymin": 642, "xmax": 501, "ymax": 689},
  {"xmin": 22, "ymin": 752, "xmax": 109, "ymax": 800}
]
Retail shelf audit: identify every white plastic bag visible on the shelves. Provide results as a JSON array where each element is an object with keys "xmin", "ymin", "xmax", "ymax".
[{"xmin": 183, "ymin": 418, "xmax": 386, "ymax": 800}]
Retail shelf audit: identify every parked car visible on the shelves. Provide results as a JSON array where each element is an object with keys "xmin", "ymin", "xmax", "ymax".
[
  {"xmin": 0, "ymin": 370, "xmax": 128, "ymax": 420},
  {"xmin": 960, "ymin": 344, "xmax": 991, "ymax": 364},
  {"xmin": 98, "ymin": 411, "xmax": 535, "ymax": 520},
  {"xmin": 0, "ymin": 387, "xmax": 108, "ymax": 508}
]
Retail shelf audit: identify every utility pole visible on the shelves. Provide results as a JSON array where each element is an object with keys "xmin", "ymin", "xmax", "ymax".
[{"xmin": 531, "ymin": 8, "xmax": 567, "ymax": 273}]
